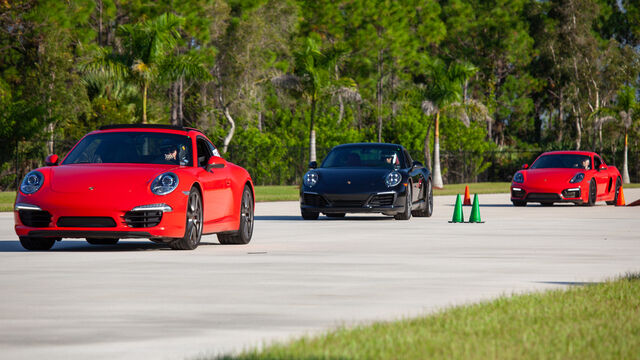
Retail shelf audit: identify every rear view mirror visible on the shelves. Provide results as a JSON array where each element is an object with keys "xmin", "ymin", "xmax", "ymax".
[
  {"xmin": 308, "ymin": 161, "xmax": 317, "ymax": 169},
  {"xmin": 206, "ymin": 156, "xmax": 226, "ymax": 171},
  {"xmin": 522, "ymin": 164, "xmax": 529, "ymax": 169},
  {"xmin": 45, "ymin": 154, "xmax": 59, "ymax": 166}
]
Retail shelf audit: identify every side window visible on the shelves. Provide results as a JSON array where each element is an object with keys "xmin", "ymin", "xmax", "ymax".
[
  {"xmin": 196, "ymin": 137, "xmax": 213, "ymax": 168},
  {"xmin": 594, "ymin": 156, "xmax": 602, "ymax": 170},
  {"xmin": 403, "ymin": 149, "xmax": 413, "ymax": 168},
  {"xmin": 206, "ymin": 141, "xmax": 221, "ymax": 157}
]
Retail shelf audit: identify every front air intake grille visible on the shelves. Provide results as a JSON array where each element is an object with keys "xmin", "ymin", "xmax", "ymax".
[
  {"xmin": 562, "ymin": 189, "xmax": 581, "ymax": 199},
  {"xmin": 330, "ymin": 200, "xmax": 365, "ymax": 207},
  {"xmin": 303, "ymin": 193, "xmax": 328, "ymax": 207},
  {"xmin": 369, "ymin": 194, "xmax": 395, "ymax": 206},
  {"xmin": 526, "ymin": 193, "xmax": 561, "ymax": 201},
  {"xmin": 511, "ymin": 188, "xmax": 525, "ymax": 198},
  {"xmin": 57, "ymin": 217, "xmax": 117, "ymax": 228},
  {"xmin": 19, "ymin": 210, "xmax": 52, "ymax": 227},
  {"xmin": 124, "ymin": 210, "xmax": 163, "ymax": 228}
]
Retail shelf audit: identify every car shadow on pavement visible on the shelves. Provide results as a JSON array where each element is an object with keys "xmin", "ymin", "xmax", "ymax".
[
  {"xmin": 254, "ymin": 215, "xmax": 394, "ymax": 221},
  {"xmin": 0, "ymin": 239, "xmax": 221, "ymax": 252},
  {"xmin": 536, "ymin": 281, "xmax": 600, "ymax": 286}
]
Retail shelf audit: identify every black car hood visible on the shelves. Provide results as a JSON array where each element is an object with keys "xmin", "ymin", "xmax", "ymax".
[{"xmin": 312, "ymin": 167, "xmax": 400, "ymax": 193}]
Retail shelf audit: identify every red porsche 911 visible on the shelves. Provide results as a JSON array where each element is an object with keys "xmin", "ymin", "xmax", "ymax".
[
  {"xmin": 510, "ymin": 151, "xmax": 622, "ymax": 207},
  {"xmin": 14, "ymin": 124, "xmax": 254, "ymax": 251}
]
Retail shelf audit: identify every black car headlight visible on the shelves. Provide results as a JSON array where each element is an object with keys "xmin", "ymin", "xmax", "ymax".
[
  {"xmin": 569, "ymin": 173, "xmax": 585, "ymax": 183},
  {"xmin": 385, "ymin": 171, "xmax": 402, "ymax": 187},
  {"xmin": 513, "ymin": 172, "xmax": 524, "ymax": 183},
  {"xmin": 151, "ymin": 172, "xmax": 179, "ymax": 195},
  {"xmin": 20, "ymin": 171, "xmax": 44, "ymax": 194},
  {"xmin": 303, "ymin": 171, "xmax": 318, "ymax": 187}
]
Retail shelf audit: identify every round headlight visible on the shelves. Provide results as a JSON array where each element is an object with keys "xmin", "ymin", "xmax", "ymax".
[
  {"xmin": 20, "ymin": 171, "xmax": 44, "ymax": 194},
  {"xmin": 385, "ymin": 171, "xmax": 402, "ymax": 187},
  {"xmin": 303, "ymin": 171, "xmax": 318, "ymax": 187},
  {"xmin": 513, "ymin": 172, "xmax": 524, "ymax": 183},
  {"xmin": 570, "ymin": 173, "xmax": 585, "ymax": 183},
  {"xmin": 151, "ymin": 172, "xmax": 179, "ymax": 195}
]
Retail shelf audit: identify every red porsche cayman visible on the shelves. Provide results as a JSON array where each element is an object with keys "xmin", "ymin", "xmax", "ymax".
[
  {"xmin": 14, "ymin": 124, "xmax": 254, "ymax": 251},
  {"xmin": 510, "ymin": 151, "xmax": 622, "ymax": 206}
]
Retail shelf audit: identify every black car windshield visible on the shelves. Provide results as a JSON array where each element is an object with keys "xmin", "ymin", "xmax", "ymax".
[
  {"xmin": 530, "ymin": 154, "xmax": 591, "ymax": 170},
  {"xmin": 62, "ymin": 132, "xmax": 193, "ymax": 166},
  {"xmin": 321, "ymin": 146, "xmax": 404, "ymax": 169}
]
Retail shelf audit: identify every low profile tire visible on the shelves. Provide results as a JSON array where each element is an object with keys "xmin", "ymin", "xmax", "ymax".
[
  {"xmin": 86, "ymin": 238, "xmax": 119, "ymax": 245},
  {"xmin": 541, "ymin": 202, "xmax": 553, "ymax": 206},
  {"xmin": 394, "ymin": 184, "xmax": 412, "ymax": 220},
  {"xmin": 512, "ymin": 200, "xmax": 526, "ymax": 207},
  {"xmin": 218, "ymin": 185, "xmax": 254, "ymax": 245},
  {"xmin": 19, "ymin": 236, "xmax": 57, "ymax": 251},
  {"xmin": 301, "ymin": 209, "xmax": 319, "ymax": 220},
  {"xmin": 326, "ymin": 213, "xmax": 346, "ymax": 218},
  {"xmin": 412, "ymin": 178, "xmax": 433, "ymax": 217},
  {"xmin": 606, "ymin": 177, "xmax": 621, "ymax": 205},
  {"xmin": 586, "ymin": 179, "xmax": 596, "ymax": 207},
  {"xmin": 169, "ymin": 187, "xmax": 203, "ymax": 250}
]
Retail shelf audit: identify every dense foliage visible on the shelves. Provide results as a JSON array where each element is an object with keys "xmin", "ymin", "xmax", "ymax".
[{"xmin": 1, "ymin": 0, "xmax": 639, "ymax": 187}]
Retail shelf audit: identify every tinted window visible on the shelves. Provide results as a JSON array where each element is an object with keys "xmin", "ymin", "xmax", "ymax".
[
  {"xmin": 63, "ymin": 132, "xmax": 192, "ymax": 166},
  {"xmin": 196, "ymin": 137, "xmax": 213, "ymax": 167},
  {"xmin": 530, "ymin": 154, "xmax": 591, "ymax": 170},
  {"xmin": 321, "ymin": 146, "xmax": 404, "ymax": 169}
]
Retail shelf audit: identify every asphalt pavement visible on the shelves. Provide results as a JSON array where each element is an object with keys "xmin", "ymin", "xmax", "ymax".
[{"xmin": 1, "ymin": 189, "xmax": 639, "ymax": 359}]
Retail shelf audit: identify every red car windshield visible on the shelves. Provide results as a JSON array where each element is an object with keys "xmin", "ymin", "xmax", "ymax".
[
  {"xmin": 530, "ymin": 154, "xmax": 591, "ymax": 170},
  {"xmin": 62, "ymin": 132, "xmax": 193, "ymax": 166}
]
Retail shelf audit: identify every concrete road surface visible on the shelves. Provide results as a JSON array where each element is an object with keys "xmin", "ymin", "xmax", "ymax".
[{"xmin": 1, "ymin": 190, "xmax": 639, "ymax": 359}]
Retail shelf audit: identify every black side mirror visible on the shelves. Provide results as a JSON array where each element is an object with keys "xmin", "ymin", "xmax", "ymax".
[
  {"xmin": 309, "ymin": 161, "xmax": 317, "ymax": 169},
  {"xmin": 412, "ymin": 160, "xmax": 423, "ymax": 168}
]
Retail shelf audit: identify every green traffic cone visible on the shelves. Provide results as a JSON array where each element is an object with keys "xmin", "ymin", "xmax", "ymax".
[
  {"xmin": 450, "ymin": 194, "xmax": 464, "ymax": 223},
  {"xmin": 469, "ymin": 194, "xmax": 484, "ymax": 223}
]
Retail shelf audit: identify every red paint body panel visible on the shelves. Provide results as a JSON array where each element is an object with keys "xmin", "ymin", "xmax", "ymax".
[
  {"xmin": 14, "ymin": 127, "xmax": 253, "ymax": 241},
  {"xmin": 510, "ymin": 151, "xmax": 621, "ymax": 204}
]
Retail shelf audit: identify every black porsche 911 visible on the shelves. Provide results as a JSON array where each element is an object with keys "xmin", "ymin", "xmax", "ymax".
[{"xmin": 300, "ymin": 143, "xmax": 433, "ymax": 220}]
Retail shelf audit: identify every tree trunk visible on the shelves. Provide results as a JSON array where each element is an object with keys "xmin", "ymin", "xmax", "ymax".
[
  {"xmin": 170, "ymin": 82, "xmax": 178, "ymax": 125},
  {"xmin": 423, "ymin": 116, "xmax": 432, "ymax": 171},
  {"xmin": 575, "ymin": 112, "xmax": 581, "ymax": 150},
  {"xmin": 178, "ymin": 77, "xmax": 184, "ymax": 126},
  {"xmin": 376, "ymin": 48, "xmax": 383, "ymax": 142},
  {"xmin": 623, "ymin": 129, "xmax": 630, "ymax": 184},
  {"xmin": 199, "ymin": 83, "xmax": 208, "ymax": 129},
  {"xmin": 142, "ymin": 82, "xmax": 148, "ymax": 124},
  {"xmin": 47, "ymin": 122, "xmax": 55, "ymax": 155},
  {"xmin": 309, "ymin": 98, "xmax": 317, "ymax": 162},
  {"xmin": 97, "ymin": 0, "xmax": 103, "ymax": 45},
  {"xmin": 432, "ymin": 112, "xmax": 443, "ymax": 189},
  {"xmin": 338, "ymin": 94, "xmax": 344, "ymax": 124},
  {"xmin": 222, "ymin": 105, "xmax": 235, "ymax": 153}
]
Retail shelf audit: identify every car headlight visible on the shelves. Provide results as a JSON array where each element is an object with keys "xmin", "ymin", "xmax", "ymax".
[
  {"xmin": 570, "ymin": 173, "xmax": 585, "ymax": 183},
  {"xmin": 20, "ymin": 171, "xmax": 44, "ymax": 194},
  {"xmin": 151, "ymin": 172, "xmax": 179, "ymax": 195},
  {"xmin": 385, "ymin": 171, "xmax": 402, "ymax": 187},
  {"xmin": 513, "ymin": 172, "xmax": 524, "ymax": 183},
  {"xmin": 303, "ymin": 171, "xmax": 318, "ymax": 187}
]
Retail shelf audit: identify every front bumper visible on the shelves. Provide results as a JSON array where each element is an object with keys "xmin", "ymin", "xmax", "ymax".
[
  {"xmin": 300, "ymin": 188, "xmax": 407, "ymax": 214},
  {"xmin": 510, "ymin": 183, "xmax": 585, "ymax": 204},
  {"xmin": 14, "ymin": 188, "xmax": 188, "ymax": 239}
]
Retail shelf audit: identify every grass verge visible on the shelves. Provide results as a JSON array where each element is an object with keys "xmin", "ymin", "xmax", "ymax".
[
  {"xmin": 212, "ymin": 274, "xmax": 640, "ymax": 360},
  {"xmin": 0, "ymin": 191, "xmax": 16, "ymax": 212}
]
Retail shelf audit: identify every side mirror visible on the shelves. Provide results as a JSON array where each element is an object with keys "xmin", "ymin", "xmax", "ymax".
[
  {"xmin": 309, "ymin": 161, "xmax": 317, "ymax": 169},
  {"xmin": 599, "ymin": 164, "xmax": 607, "ymax": 171},
  {"xmin": 45, "ymin": 154, "xmax": 59, "ymax": 166},
  {"xmin": 412, "ymin": 160, "xmax": 423, "ymax": 168},
  {"xmin": 206, "ymin": 156, "xmax": 227, "ymax": 171},
  {"xmin": 522, "ymin": 164, "xmax": 529, "ymax": 170}
]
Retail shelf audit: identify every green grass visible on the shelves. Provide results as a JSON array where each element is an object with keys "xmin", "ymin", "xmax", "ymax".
[
  {"xmin": 212, "ymin": 274, "xmax": 640, "ymax": 360},
  {"xmin": 433, "ymin": 182, "xmax": 511, "ymax": 196},
  {"xmin": 254, "ymin": 185, "xmax": 299, "ymax": 202},
  {"xmin": 0, "ymin": 191, "xmax": 15, "ymax": 212}
]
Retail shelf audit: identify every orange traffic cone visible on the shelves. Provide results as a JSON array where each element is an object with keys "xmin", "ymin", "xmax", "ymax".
[
  {"xmin": 463, "ymin": 185, "xmax": 472, "ymax": 206},
  {"xmin": 616, "ymin": 186, "xmax": 626, "ymax": 206}
]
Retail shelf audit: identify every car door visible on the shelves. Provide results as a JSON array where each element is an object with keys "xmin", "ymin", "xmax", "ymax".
[
  {"xmin": 592, "ymin": 155, "xmax": 608, "ymax": 196},
  {"xmin": 196, "ymin": 137, "xmax": 233, "ymax": 223},
  {"xmin": 404, "ymin": 149, "xmax": 423, "ymax": 204}
]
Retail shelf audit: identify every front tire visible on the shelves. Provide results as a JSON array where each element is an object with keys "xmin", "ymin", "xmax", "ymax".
[
  {"xmin": 326, "ymin": 213, "xmax": 346, "ymax": 218},
  {"xmin": 218, "ymin": 185, "xmax": 254, "ymax": 245},
  {"xmin": 606, "ymin": 177, "xmax": 621, "ymax": 205},
  {"xmin": 394, "ymin": 184, "xmax": 412, "ymax": 220},
  {"xmin": 301, "ymin": 209, "xmax": 319, "ymax": 220},
  {"xmin": 541, "ymin": 202, "xmax": 553, "ymax": 206},
  {"xmin": 86, "ymin": 238, "xmax": 119, "ymax": 245},
  {"xmin": 169, "ymin": 187, "xmax": 203, "ymax": 250},
  {"xmin": 512, "ymin": 200, "xmax": 526, "ymax": 207},
  {"xmin": 586, "ymin": 179, "xmax": 596, "ymax": 206},
  {"xmin": 19, "ymin": 236, "xmax": 57, "ymax": 251},
  {"xmin": 412, "ymin": 178, "xmax": 433, "ymax": 217}
]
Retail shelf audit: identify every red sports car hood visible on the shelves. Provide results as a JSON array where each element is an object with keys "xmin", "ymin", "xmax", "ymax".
[
  {"xmin": 524, "ymin": 168, "xmax": 582, "ymax": 185},
  {"xmin": 49, "ymin": 164, "xmax": 179, "ymax": 194}
]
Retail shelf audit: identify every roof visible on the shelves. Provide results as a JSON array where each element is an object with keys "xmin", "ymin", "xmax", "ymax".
[
  {"xmin": 98, "ymin": 124, "xmax": 203, "ymax": 133},
  {"xmin": 332, "ymin": 142, "xmax": 404, "ymax": 149},
  {"xmin": 540, "ymin": 150, "xmax": 597, "ymax": 156}
]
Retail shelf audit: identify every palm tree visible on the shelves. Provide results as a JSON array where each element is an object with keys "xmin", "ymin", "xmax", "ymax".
[
  {"xmin": 421, "ymin": 60, "xmax": 484, "ymax": 188},
  {"xmin": 616, "ymin": 85, "xmax": 637, "ymax": 184},
  {"xmin": 82, "ymin": 13, "xmax": 208, "ymax": 124}
]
